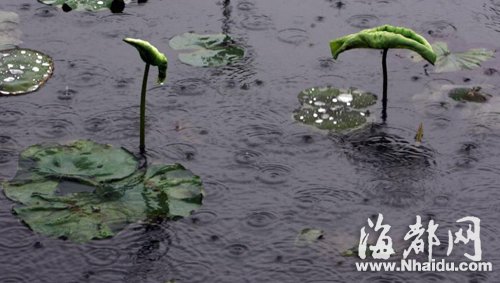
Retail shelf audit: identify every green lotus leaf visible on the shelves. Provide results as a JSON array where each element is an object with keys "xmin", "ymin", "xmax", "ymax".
[
  {"xmin": 123, "ymin": 38, "xmax": 168, "ymax": 83},
  {"xmin": 0, "ymin": 48, "xmax": 53, "ymax": 96},
  {"xmin": 448, "ymin": 86, "xmax": 491, "ymax": 103},
  {"xmin": 294, "ymin": 87, "xmax": 377, "ymax": 132},
  {"xmin": 1, "ymin": 140, "xmax": 204, "ymax": 242},
  {"xmin": 432, "ymin": 41, "xmax": 494, "ymax": 73},
  {"xmin": 38, "ymin": 0, "xmax": 129, "ymax": 12},
  {"xmin": 143, "ymin": 164, "xmax": 204, "ymax": 218},
  {"xmin": 169, "ymin": 33, "xmax": 244, "ymax": 67},
  {"xmin": 0, "ymin": 11, "xmax": 22, "ymax": 50},
  {"xmin": 20, "ymin": 140, "xmax": 138, "ymax": 183},
  {"xmin": 330, "ymin": 24, "xmax": 436, "ymax": 65}
]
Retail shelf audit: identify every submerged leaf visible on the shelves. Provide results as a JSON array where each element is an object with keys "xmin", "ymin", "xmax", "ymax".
[
  {"xmin": 414, "ymin": 123, "xmax": 424, "ymax": 143},
  {"xmin": 0, "ymin": 11, "xmax": 22, "ymax": 50},
  {"xmin": 38, "ymin": 0, "xmax": 129, "ymax": 12},
  {"xmin": 2, "ymin": 140, "xmax": 203, "ymax": 242},
  {"xmin": 330, "ymin": 24, "xmax": 436, "ymax": 64},
  {"xmin": 295, "ymin": 228, "xmax": 324, "ymax": 246},
  {"xmin": 0, "ymin": 48, "xmax": 53, "ymax": 95},
  {"xmin": 293, "ymin": 86, "xmax": 377, "ymax": 132},
  {"xmin": 448, "ymin": 86, "xmax": 491, "ymax": 103},
  {"xmin": 169, "ymin": 33, "xmax": 244, "ymax": 67},
  {"xmin": 432, "ymin": 41, "xmax": 494, "ymax": 73},
  {"xmin": 123, "ymin": 38, "xmax": 168, "ymax": 83}
]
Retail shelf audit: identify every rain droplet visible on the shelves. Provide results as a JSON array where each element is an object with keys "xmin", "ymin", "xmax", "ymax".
[
  {"xmin": 32, "ymin": 67, "xmax": 40, "ymax": 72},
  {"xmin": 9, "ymin": 69, "xmax": 23, "ymax": 75},
  {"xmin": 315, "ymin": 119, "xmax": 323, "ymax": 124},
  {"xmin": 337, "ymin": 93, "xmax": 353, "ymax": 103},
  {"xmin": 3, "ymin": 77, "xmax": 15, "ymax": 82}
]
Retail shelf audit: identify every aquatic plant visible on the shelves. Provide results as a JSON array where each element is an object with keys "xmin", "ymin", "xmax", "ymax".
[
  {"xmin": 169, "ymin": 33, "xmax": 244, "ymax": 67},
  {"xmin": 0, "ymin": 49, "xmax": 54, "ymax": 95},
  {"xmin": 330, "ymin": 25, "xmax": 436, "ymax": 119},
  {"xmin": 428, "ymin": 42, "xmax": 494, "ymax": 73},
  {"xmin": 0, "ymin": 11, "xmax": 54, "ymax": 95},
  {"xmin": 123, "ymin": 38, "xmax": 168, "ymax": 154},
  {"xmin": 2, "ymin": 140, "xmax": 204, "ymax": 242},
  {"xmin": 38, "ymin": 0, "xmax": 129, "ymax": 13},
  {"xmin": 293, "ymin": 86, "xmax": 377, "ymax": 132}
]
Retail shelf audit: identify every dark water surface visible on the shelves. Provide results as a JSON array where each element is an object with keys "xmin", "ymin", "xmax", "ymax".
[{"xmin": 1, "ymin": 0, "xmax": 500, "ymax": 282}]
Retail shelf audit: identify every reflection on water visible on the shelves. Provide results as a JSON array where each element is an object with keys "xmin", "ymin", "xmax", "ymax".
[{"xmin": 1, "ymin": 0, "xmax": 500, "ymax": 282}]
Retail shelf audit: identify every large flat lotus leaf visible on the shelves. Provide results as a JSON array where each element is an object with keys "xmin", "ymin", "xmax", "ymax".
[
  {"xmin": 169, "ymin": 33, "xmax": 244, "ymax": 67},
  {"xmin": 2, "ymin": 141, "xmax": 204, "ymax": 242},
  {"xmin": 38, "ymin": 0, "xmax": 129, "ymax": 12},
  {"xmin": 0, "ymin": 11, "xmax": 22, "ymax": 50},
  {"xmin": 20, "ymin": 140, "xmax": 138, "ymax": 183},
  {"xmin": 432, "ymin": 42, "xmax": 494, "ymax": 73},
  {"xmin": 0, "ymin": 48, "xmax": 54, "ymax": 95},
  {"xmin": 294, "ymin": 87, "xmax": 377, "ymax": 132}
]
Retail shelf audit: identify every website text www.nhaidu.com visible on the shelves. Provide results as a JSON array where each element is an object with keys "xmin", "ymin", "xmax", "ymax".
[{"xmin": 355, "ymin": 259, "xmax": 492, "ymax": 272}]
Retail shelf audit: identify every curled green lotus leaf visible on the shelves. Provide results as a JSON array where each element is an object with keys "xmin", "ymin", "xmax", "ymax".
[
  {"xmin": 0, "ymin": 11, "xmax": 22, "ymax": 50},
  {"xmin": 169, "ymin": 33, "xmax": 244, "ymax": 67},
  {"xmin": 2, "ymin": 140, "xmax": 204, "ymax": 242},
  {"xmin": 330, "ymin": 24, "xmax": 436, "ymax": 64},
  {"xmin": 123, "ymin": 38, "xmax": 168, "ymax": 83},
  {"xmin": 0, "ymin": 48, "xmax": 53, "ymax": 95},
  {"xmin": 38, "ymin": 0, "xmax": 129, "ymax": 12},
  {"xmin": 294, "ymin": 86, "xmax": 377, "ymax": 132}
]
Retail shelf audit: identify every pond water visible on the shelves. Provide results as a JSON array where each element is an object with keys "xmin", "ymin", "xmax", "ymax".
[{"xmin": 1, "ymin": 0, "xmax": 500, "ymax": 282}]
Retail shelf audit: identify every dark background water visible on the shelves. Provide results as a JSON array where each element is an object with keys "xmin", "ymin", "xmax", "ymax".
[{"xmin": 1, "ymin": 0, "xmax": 500, "ymax": 282}]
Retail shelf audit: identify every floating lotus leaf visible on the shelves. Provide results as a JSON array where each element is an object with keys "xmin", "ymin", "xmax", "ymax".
[
  {"xmin": 448, "ymin": 86, "xmax": 491, "ymax": 103},
  {"xmin": 294, "ymin": 86, "xmax": 377, "ymax": 132},
  {"xmin": 20, "ymin": 140, "xmax": 138, "ymax": 183},
  {"xmin": 2, "ymin": 140, "xmax": 204, "ymax": 242},
  {"xmin": 123, "ymin": 38, "xmax": 168, "ymax": 83},
  {"xmin": 38, "ymin": 0, "xmax": 129, "ymax": 12},
  {"xmin": 0, "ymin": 48, "xmax": 54, "ymax": 95},
  {"xmin": 169, "ymin": 33, "xmax": 244, "ymax": 67},
  {"xmin": 330, "ymin": 25, "xmax": 436, "ymax": 64},
  {"xmin": 0, "ymin": 11, "xmax": 22, "ymax": 50},
  {"xmin": 432, "ymin": 41, "xmax": 494, "ymax": 73}
]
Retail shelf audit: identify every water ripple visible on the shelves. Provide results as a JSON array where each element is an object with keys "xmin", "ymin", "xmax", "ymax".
[
  {"xmin": 234, "ymin": 148, "xmax": 263, "ymax": 164},
  {"xmin": 277, "ymin": 28, "xmax": 309, "ymax": 45},
  {"xmin": 257, "ymin": 163, "xmax": 292, "ymax": 185},
  {"xmin": 240, "ymin": 14, "xmax": 273, "ymax": 31},
  {"xmin": 346, "ymin": 14, "xmax": 380, "ymax": 28},
  {"xmin": 420, "ymin": 20, "xmax": 457, "ymax": 38},
  {"xmin": 244, "ymin": 211, "xmax": 278, "ymax": 228}
]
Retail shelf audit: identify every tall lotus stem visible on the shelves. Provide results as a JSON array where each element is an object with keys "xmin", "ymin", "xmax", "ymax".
[
  {"xmin": 382, "ymin": 48, "xmax": 388, "ymax": 121},
  {"xmin": 123, "ymin": 38, "xmax": 168, "ymax": 155},
  {"xmin": 139, "ymin": 63, "xmax": 150, "ymax": 154}
]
